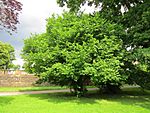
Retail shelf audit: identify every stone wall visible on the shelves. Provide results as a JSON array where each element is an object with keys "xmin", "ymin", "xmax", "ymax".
[{"xmin": 0, "ymin": 74, "xmax": 39, "ymax": 87}]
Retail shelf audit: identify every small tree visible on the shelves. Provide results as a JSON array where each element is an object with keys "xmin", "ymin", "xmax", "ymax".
[
  {"xmin": 22, "ymin": 12, "xmax": 126, "ymax": 96},
  {"xmin": 0, "ymin": 41, "xmax": 15, "ymax": 73}
]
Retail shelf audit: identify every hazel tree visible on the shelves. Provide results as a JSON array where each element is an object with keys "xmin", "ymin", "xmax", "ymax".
[
  {"xmin": 57, "ymin": 0, "xmax": 150, "ymax": 90},
  {"xmin": 22, "ymin": 12, "xmax": 126, "ymax": 96}
]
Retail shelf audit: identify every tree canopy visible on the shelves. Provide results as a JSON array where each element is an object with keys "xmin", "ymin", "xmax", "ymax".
[
  {"xmin": 57, "ymin": 0, "xmax": 144, "ymax": 13},
  {"xmin": 0, "ymin": 41, "xmax": 15, "ymax": 70},
  {"xmin": 22, "ymin": 12, "xmax": 126, "ymax": 96},
  {"xmin": 57, "ymin": 0, "xmax": 149, "ymax": 46},
  {"xmin": 57, "ymin": 0, "xmax": 150, "ymax": 90},
  {"xmin": 122, "ymin": 3, "xmax": 150, "ymax": 89}
]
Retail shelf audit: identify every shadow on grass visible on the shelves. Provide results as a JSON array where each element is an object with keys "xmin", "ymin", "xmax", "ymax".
[
  {"xmin": 0, "ymin": 96, "xmax": 14, "ymax": 106},
  {"xmin": 92, "ymin": 88, "xmax": 150, "ymax": 110},
  {"xmin": 28, "ymin": 87, "xmax": 150, "ymax": 110},
  {"xmin": 29, "ymin": 91, "xmax": 98, "ymax": 104},
  {"xmin": 99, "ymin": 92, "xmax": 150, "ymax": 111},
  {"xmin": 18, "ymin": 86, "xmax": 67, "ymax": 92}
]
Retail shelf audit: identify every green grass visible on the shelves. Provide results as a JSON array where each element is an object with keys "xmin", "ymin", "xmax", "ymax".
[
  {"xmin": 0, "ymin": 86, "xmax": 95, "ymax": 92},
  {"xmin": 0, "ymin": 87, "xmax": 150, "ymax": 113},
  {"xmin": 0, "ymin": 86, "xmax": 67, "ymax": 92}
]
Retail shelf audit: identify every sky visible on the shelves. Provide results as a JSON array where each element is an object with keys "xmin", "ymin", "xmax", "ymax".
[{"xmin": 0, "ymin": 0, "xmax": 97, "ymax": 67}]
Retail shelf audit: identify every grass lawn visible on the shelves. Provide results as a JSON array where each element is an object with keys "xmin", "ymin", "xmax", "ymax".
[
  {"xmin": 0, "ymin": 87, "xmax": 150, "ymax": 113},
  {"xmin": 0, "ymin": 86, "xmax": 67, "ymax": 92},
  {"xmin": 0, "ymin": 86, "xmax": 94, "ymax": 92}
]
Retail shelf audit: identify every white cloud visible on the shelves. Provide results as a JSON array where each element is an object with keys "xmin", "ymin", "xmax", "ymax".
[
  {"xmin": 18, "ymin": 0, "xmax": 68, "ymax": 33},
  {"xmin": 11, "ymin": 0, "xmax": 68, "ymax": 66},
  {"xmin": 12, "ymin": 58, "xmax": 24, "ymax": 68},
  {"xmin": 1, "ymin": 0, "xmax": 97, "ymax": 67},
  {"xmin": 80, "ymin": 2, "xmax": 101, "ymax": 14}
]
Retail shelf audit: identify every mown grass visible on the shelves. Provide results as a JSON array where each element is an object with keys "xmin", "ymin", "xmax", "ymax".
[
  {"xmin": 0, "ymin": 87, "xmax": 150, "ymax": 113},
  {"xmin": 0, "ymin": 86, "xmax": 94, "ymax": 92},
  {"xmin": 0, "ymin": 86, "xmax": 67, "ymax": 92}
]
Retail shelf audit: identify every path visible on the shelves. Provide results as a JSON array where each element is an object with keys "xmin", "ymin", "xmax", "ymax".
[{"xmin": 0, "ymin": 88, "xmax": 98, "ymax": 96}]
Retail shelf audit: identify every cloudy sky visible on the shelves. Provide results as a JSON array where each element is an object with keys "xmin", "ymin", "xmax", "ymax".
[{"xmin": 0, "ymin": 0, "xmax": 96, "ymax": 67}]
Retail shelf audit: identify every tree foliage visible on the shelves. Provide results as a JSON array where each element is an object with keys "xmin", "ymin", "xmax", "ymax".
[
  {"xmin": 57, "ymin": 0, "xmax": 150, "ymax": 90},
  {"xmin": 0, "ymin": 0, "xmax": 22, "ymax": 32},
  {"xmin": 123, "ymin": 3, "xmax": 150, "ymax": 89},
  {"xmin": 22, "ymin": 13, "xmax": 126, "ymax": 96},
  {"xmin": 12, "ymin": 64, "xmax": 20, "ymax": 70},
  {"xmin": 0, "ymin": 41, "xmax": 15, "ymax": 70},
  {"xmin": 57, "ymin": 0, "xmax": 143, "ymax": 13}
]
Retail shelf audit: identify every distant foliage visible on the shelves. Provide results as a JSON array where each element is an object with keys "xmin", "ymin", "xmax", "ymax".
[
  {"xmin": 0, "ymin": 41, "xmax": 15, "ymax": 70},
  {"xmin": 22, "ymin": 13, "xmax": 126, "ymax": 96},
  {"xmin": 121, "ymin": 2, "xmax": 150, "ymax": 90}
]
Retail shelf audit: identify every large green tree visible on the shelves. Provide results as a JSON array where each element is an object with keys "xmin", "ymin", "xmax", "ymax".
[
  {"xmin": 0, "ymin": 41, "xmax": 15, "ymax": 70},
  {"xmin": 22, "ymin": 13, "xmax": 126, "ymax": 96},
  {"xmin": 57, "ymin": 0, "xmax": 150, "ymax": 89}
]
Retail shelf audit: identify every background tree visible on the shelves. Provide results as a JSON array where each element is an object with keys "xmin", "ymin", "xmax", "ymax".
[
  {"xmin": 0, "ymin": 41, "xmax": 15, "ymax": 71},
  {"xmin": 12, "ymin": 64, "xmax": 20, "ymax": 70},
  {"xmin": 122, "ymin": 3, "xmax": 150, "ymax": 89},
  {"xmin": 22, "ymin": 12, "xmax": 126, "ymax": 96},
  {"xmin": 57, "ymin": 0, "xmax": 143, "ymax": 14},
  {"xmin": 0, "ymin": 0, "xmax": 22, "ymax": 32}
]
